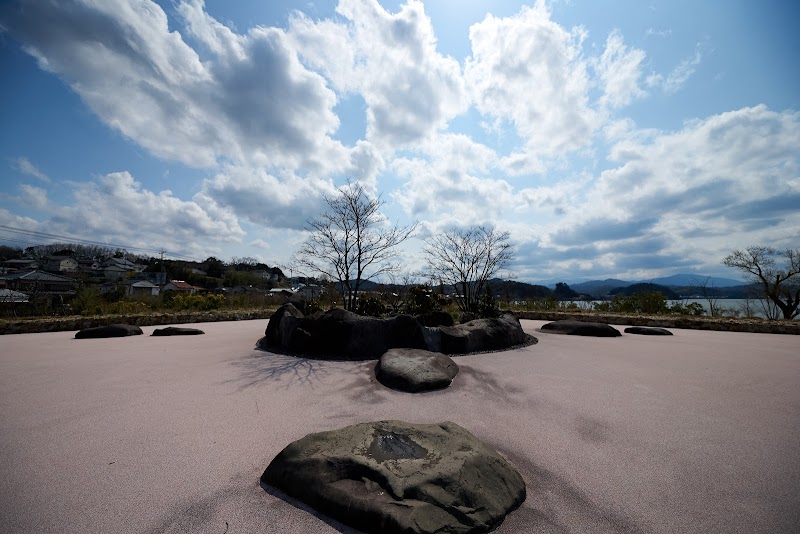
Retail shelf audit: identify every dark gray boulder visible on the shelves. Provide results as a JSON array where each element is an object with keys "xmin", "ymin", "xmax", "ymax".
[
  {"xmin": 624, "ymin": 326, "xmax": 673, "ymax": 336},
  {"xmin": 376, "ymin": 349, "xmax": 459, "ymax": 393},
  {"xmin": 437, "ymin": 314, "xmax": 527, "ymax": 354},
  {"xmin": 260, "ymin": 303, "xmax": 305, "ymax": 350},
  {"xmin": 261, "ymin": 420, "xmax": 526, "ymax": 534},
  {"xmin": 540, "ymin": 320, "xmax": 621, "ymax": 337},
  {"xmin": 260, "ymin": 307, "xmax": 529, "ymax": 359},
  {"xmin": 151, "ymin": 327, "xmax": 205, "ymax": 336},
  {"xmin": 417, "ymin": 311, "xmax": 455, "ymax": 327},
  {"xmin": 75, "ymin": 324, "xmax": 143, "ymax": 339},
  {"xmin": 261, "ymin": 306, "xmax": 426, "ymax": 360}
]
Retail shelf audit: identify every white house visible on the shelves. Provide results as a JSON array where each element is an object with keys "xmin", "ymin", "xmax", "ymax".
[{"xmin": 44, "ymin": 255, "xmax": 79, "ymax": 273}]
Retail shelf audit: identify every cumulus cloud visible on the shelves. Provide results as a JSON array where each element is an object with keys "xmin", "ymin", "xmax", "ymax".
[
  {"xmin": 289, "ymin": 0, "xmax": 468, "ymax": 148},
  {"xmin": 47, "ymin": 171, "xmax": 245, "ymax": 257},
  {"xmin": 538, "ymin": 105, "xmax": 800, "ymax": 277},
  {"xmin": 200, "ymin": 165, "xmax": 336, "ymax": 231},
  {"xmin": 465, "ymin": 1, "xmax": 599, "ymax": 169},
  {"xmin": 595, "ymin": 30, "xmax": 647, "ymax": 109},
  {"xmin": 2, "ymin": 0, "xmax": 347, "ymax": 172}
]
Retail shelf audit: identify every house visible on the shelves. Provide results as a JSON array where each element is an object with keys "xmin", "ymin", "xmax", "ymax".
[
  {"xmin": 126, "ymin": 280, "xmax": 160, "ymax": 297},
  {"xmin": 294, "ymin": 284, "xmax": 323, "ymax": 299},
  {"xmin": 0, "ymin": 288, "xmax": 29, "ymax": 303},
  {"xmin": 101, "ymin": 279, "xmax": 160, "ymax": 297},
  {"xmin": 1, "ymin": 258, "xmax": 40, "ymax": 272},
  {"xmin": 76, "ymin": 257, "xmax": 100, "ymax": 273},
  {"xmin": 0, "ymin": 270, "xmax": 76, "ymax": 295},
  {"xmin": 269, "ymin": 288, "xmax": 294, "ymax": 297},
  {"xmin": 100, "ymin": 257, "xmax": 143, "ymax": 280},
  {"xmin": 136, "ymin": 271, "xmax": 167, "ymax": 285},
  {"xmin": 162, "ymin": 280, "xmax": 196, "ymax": 293},
  {"xmin": 43, "ymin": 255, "xmax": 79, "ymax": 273}
]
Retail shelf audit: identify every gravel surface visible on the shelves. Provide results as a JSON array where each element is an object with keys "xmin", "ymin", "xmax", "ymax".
[{"xmin": 1, "ymin": 319, "xmax": 798, "ymax": 533}]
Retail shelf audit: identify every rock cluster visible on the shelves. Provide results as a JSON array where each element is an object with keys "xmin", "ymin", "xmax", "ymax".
[
  {"xmin": 261, "ymin": 420, "xmax": 526, "ymax": 534},
  {"xmin": 258, "ymin": 304, "xmax": 529, "ymax": 360}
]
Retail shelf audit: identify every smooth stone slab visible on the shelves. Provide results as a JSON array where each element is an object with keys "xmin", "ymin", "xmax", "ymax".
[
  {"xmin": 75, "ymin": 324, "xmax": 143, "ymax": 339},
  {"xmin": 624, "ymin": 326, "xmax": 673, "ymax": 336},
  {"xmin": 261, "ymin": 420, "xmax": 526, "ymax": 534},
  {"xmin": 376, "ymin": 348, "xmax": 459, "ymax": 393},
  {"xmin": 151, "ymin": 327, "xmax": 205, "ymax": 336},
  {"xmin": 540, "ymin": 320, "xmax": 621, "ymax": 337}
]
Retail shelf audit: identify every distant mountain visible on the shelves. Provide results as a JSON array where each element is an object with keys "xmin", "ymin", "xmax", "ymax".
[
  {"xmin": 609, "ymin": 283, "xmax": 680, "ymax": 300},
  {"xmin": 646, "ymin": 274, "xmax": 746, "ymax": 288},
  {"xmin": 570, "ymin": 279, "xmax": 632, "ymax": 296}
]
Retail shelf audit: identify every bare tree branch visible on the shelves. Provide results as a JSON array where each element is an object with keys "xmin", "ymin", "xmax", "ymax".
[
  {"xmin": 294, "ymin": 181, "xmax": 418, "ymax": 311},
  {"xmin": 422, "ymin": 226, "xmax": 514, "ymax": 314},
  {"xmin": 722, "ymin": 246, "xmax": 800, "ymax": 319}
]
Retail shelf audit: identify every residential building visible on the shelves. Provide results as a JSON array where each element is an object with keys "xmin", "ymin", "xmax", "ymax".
[
  {"xmin": 43, "ymin": 255, "xmax": 79, "ymax": 273},
  {"xmin": 162, "ymin": 280, "xmax": 196, "ymax": 293},
  {"xmin": 0, "ymin": 270, "xmax": 76, "ymax": 295},
  {"xmin": 1, "ymin": 258, "xmax": 40, "ymax": 271}
]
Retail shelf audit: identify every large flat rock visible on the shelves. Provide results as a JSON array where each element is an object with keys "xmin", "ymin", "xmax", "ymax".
[
  {"xmin": 376, "ymin": 349, "xmax": 459, "ymax": 392},
  {"xmin": 261, "ymin": 420, "xmax": 526, "ymax": 534},
  {"xmin": 540, "ymin": 320, "xmax": 621, "ymax": 337},
  {"xmin": 75, "ymin": 324, "xmax": 143, "ymax": 339}
]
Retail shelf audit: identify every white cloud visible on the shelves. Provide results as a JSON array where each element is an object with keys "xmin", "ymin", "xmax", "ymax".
[
  {"xmin": 540, "ymin": 105, "xmax": 800, "ymax": 276},
  {"xmin": 289, "ymin": 0, "xmax": 468, "ymax": 148},
  {"xmin": 645, "ymin": 27, "xmax": 672, "ymax": 38},
  {"xmin": 18, "ymin": 184, "xmax": 48, "ymax": 209},
  {"xmin": 465, "ymin": 1, "xmax": 600, "ymax": 167},
  {"xmin": 646, "ymin": 43, "xmax": 704, "ymax": 94},
  {"xmin": 595, "ymin": 30, "xmax": 647, "ymax": 109},
  {"xmin": 200, "ymin": 165, "xmax": 336, "ymax": 231},
  {"xmin": 47, "ymin": 171, "xmax": 245, "ymax": 258},
  {"xmin": 16, "ymin": 157, "xmax": 50, "ymax": 183},
  {"xmin": 4, "ymin": 0, "xmax": 347, "ymax": 172}
]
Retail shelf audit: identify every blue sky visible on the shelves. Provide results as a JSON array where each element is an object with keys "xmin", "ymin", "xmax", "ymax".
[{"xmin": 0, "ymin": 0, "xmax": 797, "ymax": 282}]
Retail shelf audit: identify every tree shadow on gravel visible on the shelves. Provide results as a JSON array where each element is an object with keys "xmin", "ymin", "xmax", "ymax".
[
  {"xmin": 450, "ymin": 364, "xmax": 526, "ymax": 404},
  {"xmin": 226, "ymin": 351, "xmax": 334, "ymax": 391}
]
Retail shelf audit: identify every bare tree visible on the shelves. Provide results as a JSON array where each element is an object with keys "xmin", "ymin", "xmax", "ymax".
[
  {"xmin": 295, "ymin": 182, "xmax": 418, "ymax": 312},
  {"xmin": 722, "ymin": 246, "xmax": 800, "ymax": 320},
  {"xmin": 692, "ymin": 276, "xmax": 723, "ymax": 317},
  {"xmin": 422, "ymin": 226, "xmax": 514, "ymax": 314}
]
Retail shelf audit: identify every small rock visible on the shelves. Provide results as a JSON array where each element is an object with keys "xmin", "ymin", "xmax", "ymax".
[
  {"xmin": 624, "ymin": 326, "xmax": 673, "ymax": 336},
  {"xmin": 376, "ymin": 348, "xmax": 459, "ymax": 392},
  {"xmin": 151, "ymin": 327, "xmax": 205, "ymax": 336}
]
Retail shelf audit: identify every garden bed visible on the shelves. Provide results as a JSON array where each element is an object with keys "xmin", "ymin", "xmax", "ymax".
[{"xmin": 0, "ymin": 308, "xmax": 278, "ymax": 335}]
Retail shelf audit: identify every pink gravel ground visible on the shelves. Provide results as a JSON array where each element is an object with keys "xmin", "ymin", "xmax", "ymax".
[{"xmin": 0, "ymin": 319, "xmax": 798, "ymax": 533}]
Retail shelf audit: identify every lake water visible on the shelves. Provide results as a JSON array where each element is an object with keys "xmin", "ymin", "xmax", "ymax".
[{"xmin": 544, "ymin": 298, "xmax": 789, "ymax": 320}]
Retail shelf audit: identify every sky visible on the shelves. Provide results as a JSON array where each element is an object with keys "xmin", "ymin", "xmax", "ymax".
[{"xmin": 0, "ymin": 0, "xmax": 798, "ymax": 283}]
